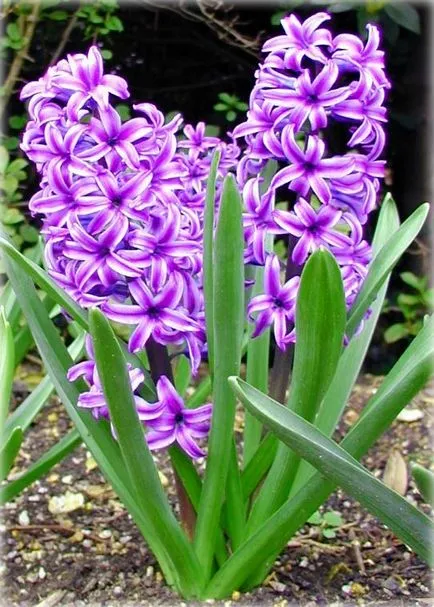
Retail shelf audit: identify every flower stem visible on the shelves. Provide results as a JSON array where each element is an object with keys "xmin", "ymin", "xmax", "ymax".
[{"xmin": 145, "ymin": 337, "xmax": 197, "ymax": 540}]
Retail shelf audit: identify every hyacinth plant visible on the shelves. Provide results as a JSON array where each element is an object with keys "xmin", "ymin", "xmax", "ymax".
[{"xmin": 1, "ymin": 12, "xmax": 433, "ymax": 600}]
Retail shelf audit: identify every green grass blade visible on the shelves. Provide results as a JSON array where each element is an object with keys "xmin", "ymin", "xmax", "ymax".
[
  {"xmin": 0, "ymin": 428, "xmax": 81, "ymax": 503},
  {"xmin": 346, "ymin": 202, "xmax": 429, "ymax": 337},
  {"xmin": 0, "ymin": 307, "xmax": 14, "ymax": 432},
  {"xmin": 290, "ymin": 194, "xmax": 400, "ymax": 497},
  {"xmin": 0, "ymin": 426, "xmax": 23, "ymax": 481},
  {"xmin": 194, "ymin": 174, "xmax": 245, "ymax": 582},
  {"xmin": 246, "ymin": 249, "xmax": 346, "ymax": 533},
  {"xmin": 90, "ymin": 308, "xmax": 204, "ymax": 597},
  {"xmin": 203, "ymin": 149, "xmax": 221, "ymax": 374}
]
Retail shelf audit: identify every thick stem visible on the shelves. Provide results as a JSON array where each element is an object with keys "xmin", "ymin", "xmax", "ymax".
[
  {"xmin": 269, "ymin": 236, "xmax": 298, "ymax": 403},
  {"xmin": 0, "ymin": 1, "xmax": 41, "ymax": 120},
  {"xmin": 145, "ymin": 337, "xmax": 197, "ymax": 540}
]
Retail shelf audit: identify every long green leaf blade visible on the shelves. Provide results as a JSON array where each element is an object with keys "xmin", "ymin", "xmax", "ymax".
[
  {"xmin": 290, "ymin": 194, "xmax": 400, "ymax": 497},
  {"xmin": 89, "ymin": 308, "xmax": 204, "ymax": 597},
  {"xmin": 0, "ymin": 306, "xmax": 15, "ymax": 432},
  {"xmin": 246, "ymin": 249, "xmax": 346, "ymax": 533},
  {"xmin": 194, "ymin": 174, "xmax": 245, "ymax": 581},
  {"xmin": 0, "ymin": 426, "xmax": 23, "ymax": 481},
  {"xmin": 0, "ymin": 428, "xmax": 81, "ymax": 503},
  {"xmin": 232, "ymin": 377, "xmax": 433, "ymax": 558},
  {"xmin": 0, "ymin": 237, "xmax": 88, "ymax": 330},
  {"xmin": 346, "ymin": 203, "xmax": 429, "ymax": 337},
  {"xmin": 203, "ymin": 149, "xmax": 221, "ymax": 374}
]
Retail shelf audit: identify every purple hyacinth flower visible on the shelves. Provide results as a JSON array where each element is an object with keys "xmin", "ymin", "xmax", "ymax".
[
  {"xmin": 128, "ymin": 207, "xmax": 201, "ymax": 290},
  {"xmin": 262, "ymin": 62, "xmax": 350, "ymax": 132},
  {"xmin": 81, "ymin": 105, "xmax": 153, "ymax": 169},
  {"xmin": 75, "ymin": 170, "xmax": 152, "ymax": 232},
  {"xmin": 63, "ymin": 216, "xmax": 144, "ymax": 289},
  {"xmin": 51, "ymin": 46, "xmax": 129, "ymax": 120},
  {"xmin": 102, "ymin": 275, "xmax": 199, "ymax": 353},
  {"xmin": 270, "ymin": 125, "xmax": 354, "ymax": 203},
  {"xmin": 332, "ymin": 86, "xmax": 387, "ymax": 147},
  {"xmin": 262, "ymin": 12, "xmax": 332, "ymax": 70},
  {"xmin": 145, "ymin": 376, "xmax": 212, "ymax": 459},
  {"xmin": 242, "ymin": 177, "xmax": 286, "ymax": 265},
  {"xmin": 69, "ymin": 359, "xmax": 164, "ymax": 422},
  {"xmin": 332, "ymin": 24, "xmax": 390, "ymax": 90},
  {"xmin": 23, "ymin": 122, "xmax": 94, "ymax": 177},
  {"xmin": 248, "ymin": 254, "xmax": 299, "ymax": 350},
  {"xmin": 178, "ymin": 122, "xmax": 220, "ymax": 153},
  {"xmin": 274, "ymin": 197, "xmax": 351, "ymax": 265}
]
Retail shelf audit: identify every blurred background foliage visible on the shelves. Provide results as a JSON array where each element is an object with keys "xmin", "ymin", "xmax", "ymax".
[{"xmin": 0, "ymin": 0, "xmax": 431, "ymax": 372}]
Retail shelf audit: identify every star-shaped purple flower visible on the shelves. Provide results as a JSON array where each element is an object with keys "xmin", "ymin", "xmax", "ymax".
[
  {"xmin": 145, "ymin": 376, "xmax": 212, "ymax": 459},
  {"xmin": 248, "ymin": 254, "xmax": 299, "ymax": 350}
]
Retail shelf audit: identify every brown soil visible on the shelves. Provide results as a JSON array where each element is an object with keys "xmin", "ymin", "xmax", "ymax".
[{"xmin": 1, "ymin": 374, "xmax": 433, "ymax": 607}]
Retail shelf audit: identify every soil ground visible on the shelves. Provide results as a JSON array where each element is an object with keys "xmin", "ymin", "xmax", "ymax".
[{"xmin": 1, "ymin": 373, "xmax": 433, "ymax": 607}]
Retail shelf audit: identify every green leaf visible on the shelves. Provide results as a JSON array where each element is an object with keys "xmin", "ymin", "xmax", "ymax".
[
  {"xmin": 19, "ymin": 224, "xmax": 39, "ymax": 243},
  {"xmin": 323, "ymin": 511, "xmax": 343, "ymax": 527},
  {"xmin": 0, "ymin": 307, "xmax": 14, "ymax": 432},
  {"xmin": 230, "ymin": 377, "xmax": 434, "ymax": 565},
  {"xmin": 101, "ymin": 49, "xmax": 113, "ymax": 60},
  {"xmin": 384, "ymin": 323, "xmax": 409, "ymax": 343},
  {"xmin": 1, "ymin": 174, "xmax": 19, "ymax": 197},
  {"xmin": 0, "ymin": 426, "xmax": 23, "ymax": 481},
  {"xmin": 322, "ymin": 528, "xmax": 336, "ymax": 539},
  {"xmin": 214, "ymin": 103, "xmax": 228, "ymax": 112},
  {"xmin": 218, "ymin": 92, "xmax": 233, "ymax": 104},
  {"xmin": 106, "ymin": 15, "xmax": 123, "ymax": 31},
  {"xmin": 174, "ymin": 354, "xmax": 191, "ymax": 398},
  {"xmin": 384, "ymin": 3, "xmax": 420, "ymax": 33},
  {"xmin": 246, "ymin": 249, "xmax": 346, "ymax": 533},
  {"xmin": 0, "ymin": 237, "xmax": 88, "ymax": 329},
  {"xmin": 288, "ymin": 195, "xmax": 401, "ymax": 498},
  {"xmin": 0, "ymin": 428, "xmax": 80, "ymax": 503},
  {"xmin": 8, "ymin": 115, "xmax": 27, "ymax": 130},
  {"xmin": 0, "ymin": 146, "xmax": 9, "ymax": 173},
  {"xmin": 3, "ymin": 137, "xmax": 20, "ymax": 151},
  {"xmin": 47, "ymin": 9, "xmax": 69, "ymax": 20},
  {"xmin": 89, "ymin": 308, "xmax": 203, "ymax": 597},
  {"xmin": 202, "ymin": 149, "xmax": 221, "ymax": 374},
  {"xmin": 307, "ymin": 511, "xmax": 322, "ymax": 525},
  {"xmin": 6, "ymin": 22, "xmax": 21, "ymax": 41},
  {"xmin": 397, "ymin": 293, "xmax": 420, "ymax": 307},
  {"xmin": 411, "ymin": 463, "xmax": 434, "ymax": 507},
  {"xmin": 347, "ymin": 203, "xmax": 429, "ymax": 337},
  {"xmin": 194, "ymin": 174, "xmax": 245, "ymax": 583},
  {"xmin": 226, "ymin": 110, "xmax": 237, "ymax": 122},
  {"xmin": 400, "ymin": 271, "xmax": 425, "ymax": 291},
  {"xmin": 7, "ymin": 157, "xmax": 28, "ymax": 174}
]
